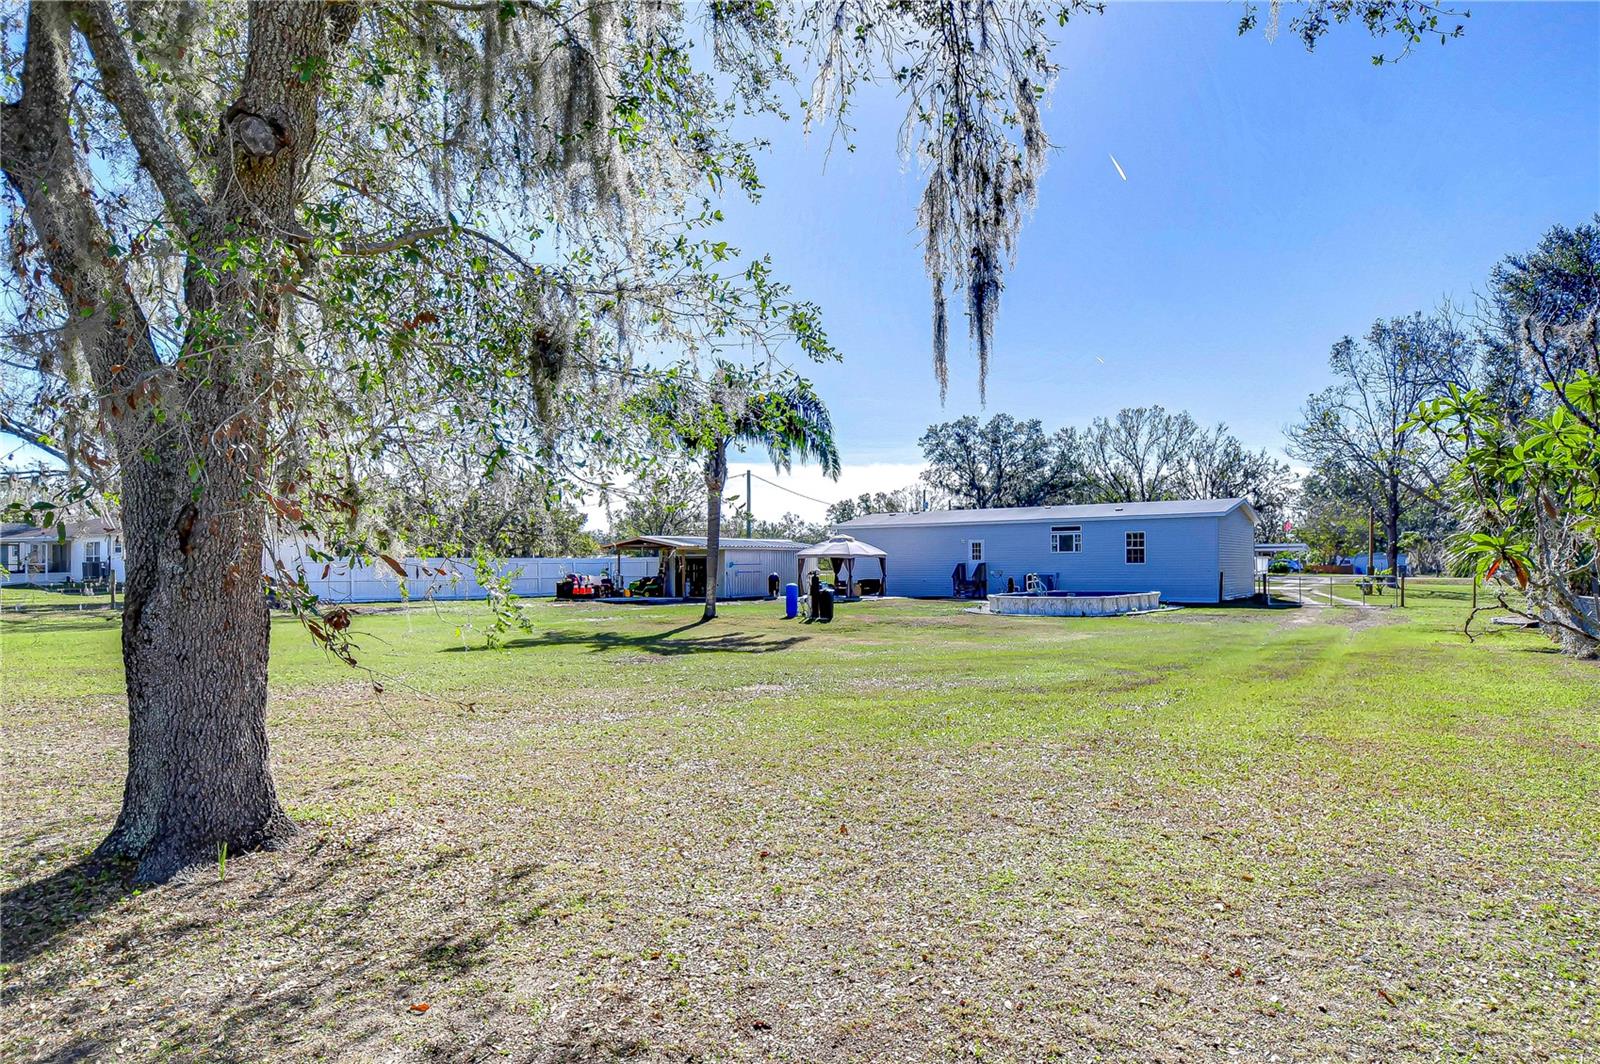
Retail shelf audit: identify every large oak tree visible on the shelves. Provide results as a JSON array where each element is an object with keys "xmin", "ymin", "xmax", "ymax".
[{"xmin": 2, "ymin": 0, "xmax": 1464, "ymax": 880}]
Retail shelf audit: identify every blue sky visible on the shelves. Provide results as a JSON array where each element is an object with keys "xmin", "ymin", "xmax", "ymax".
[{"xmin": 717, "ymin": 1, "xmax": 1600, "ymax": 521}]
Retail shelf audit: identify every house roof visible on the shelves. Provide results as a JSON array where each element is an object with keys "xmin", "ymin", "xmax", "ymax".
[
  {"xmin": 1, "ymin": 523, "xmax": 60, "ymax": 542},
  {"xmin": 0, "ymin": 518, "xmax": 120, "ymax": 542},
  {"xmin": 835, "ymin": 498, "xmax": 1258, "ymax": 530},
  {"xmin": 603, "ymin": 535, "xmax": 809, "ymax": 552}
]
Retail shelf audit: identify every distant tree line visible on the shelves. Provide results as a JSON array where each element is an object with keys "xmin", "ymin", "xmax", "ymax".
[{"xmin": 853, "ymin": 408, "xmax": 1293, "ymax": 538}]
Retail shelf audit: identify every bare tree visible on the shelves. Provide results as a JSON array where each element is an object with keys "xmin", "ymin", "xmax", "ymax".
[
  {"xmin": 1179, "ymin": 422, "xmax": 1294, "ymax": 535},
  {"xmin": 1288, "ymin": 314, "xmax": 1471, "ymax": 573},
  {"xmin": 1084, "ymin": 407, "xmax": 1196, "ymax": 501}
]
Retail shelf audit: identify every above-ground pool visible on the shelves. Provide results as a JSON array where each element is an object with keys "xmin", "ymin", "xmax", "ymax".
[{"xmin": 986, "ymin": 590, "xmax": 1159, "ymax": 616}]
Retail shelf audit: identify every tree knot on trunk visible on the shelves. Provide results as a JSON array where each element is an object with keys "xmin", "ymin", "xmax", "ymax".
[
  {"xmin": 175, "ymin": 503, "xmax": 198, "ymax": 555},
  {"xmin": 223, "ymin": 102, "xmax": 293, "ymax": 160}
]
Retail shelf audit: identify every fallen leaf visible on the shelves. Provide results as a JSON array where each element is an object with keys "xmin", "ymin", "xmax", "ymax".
[
  {"xmin": 1228, "ymin": 967, "xmax": 1244, "ymax": 981},
  {"xmin": 1377, "ymin": 988, "xmax": 1396, "ymax": 1006},
  {"xmin": 408, "ymin": 1002, "xmax": 430, "ymax": 1014}
]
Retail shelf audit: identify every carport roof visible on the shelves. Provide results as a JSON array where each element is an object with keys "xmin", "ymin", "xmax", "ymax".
[{"xmin": 603, "ymin": 535, "xmax": 808, "ymax": 552}]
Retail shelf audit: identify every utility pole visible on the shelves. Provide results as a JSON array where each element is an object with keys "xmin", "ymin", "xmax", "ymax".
[
  {"xmin": 745, "ymin": 470, "xmax": 753, "ymax": 538},
  {"xmin": 1368, "ymin": 508, "xmax": 1376, "ymax": 578}
]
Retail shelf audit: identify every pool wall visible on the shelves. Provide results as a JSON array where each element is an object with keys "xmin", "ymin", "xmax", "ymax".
[{"xmin": 987, "ymin": 590, "xmax": 1160, "ymax": 616}]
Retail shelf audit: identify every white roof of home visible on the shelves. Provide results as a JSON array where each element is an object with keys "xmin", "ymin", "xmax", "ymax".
[
  {"xmin": 1, "ymin": 519, "xmax": 119, "ymax": 542},
  {"xmin": 603, "ymin": 535, "xmax": 808, "ymax": 552},
  {"xmin": 835, "ymin": 498, "xmax": 1258, "ymax": 529}
]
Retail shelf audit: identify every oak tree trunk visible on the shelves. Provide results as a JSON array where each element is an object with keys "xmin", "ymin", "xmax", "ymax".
[
  {"xmin": 2, "ymin": 1, "xmax": 341, "ymax": 881},
  {"xmin": 104, "ymin": 450, "xmax": 290, "ymax": 881}
]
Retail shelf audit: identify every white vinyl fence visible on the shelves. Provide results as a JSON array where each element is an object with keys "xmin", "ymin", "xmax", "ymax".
[{"xmin": 277, "ymin": 554, "xmax": 656, "ymax": 604}]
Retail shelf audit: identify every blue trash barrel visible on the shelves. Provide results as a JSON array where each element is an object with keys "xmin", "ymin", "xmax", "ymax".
[{"xmin": 784, "ymin": 582, "xmax": 799, "ymax": 619}]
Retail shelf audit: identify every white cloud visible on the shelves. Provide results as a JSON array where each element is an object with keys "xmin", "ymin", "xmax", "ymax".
[{"xmin": 726, "ymin": 461, "xmax": 928, "ymax": 525}]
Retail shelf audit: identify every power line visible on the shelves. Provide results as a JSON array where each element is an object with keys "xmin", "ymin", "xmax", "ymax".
[{"xmin": 745, "ymin": 471, "xmax": 834, "ymax": 507}]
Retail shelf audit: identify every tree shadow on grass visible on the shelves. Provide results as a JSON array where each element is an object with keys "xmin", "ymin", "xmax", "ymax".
[
  {"xmin": 0, "ymin": 614, "xmax": 124, "ymax": 634},
  {"xmin": 0, "ymin": 854, "xmax": 137, "ymax": 968},
  {"xmin": 7, "ymin": 826, "xmax": 415, "ymax": 1059},
  {"xmin": 443, "ymin": 618, "xmax": 809, "ymax": 656},
  {"xmin": 1190, "ymin": 598, "xmax": 1304, "ymax": 611}
]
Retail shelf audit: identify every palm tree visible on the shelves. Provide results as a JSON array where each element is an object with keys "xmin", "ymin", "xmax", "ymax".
[{"xmin": 635, "ymin": 364, "xmax": 841, "ymax": 620}]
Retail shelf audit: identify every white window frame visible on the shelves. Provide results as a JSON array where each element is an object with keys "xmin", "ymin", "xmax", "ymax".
[
  {"xmin": 84, "ymin": 540, "xmax": 102, "ymax": 562},
  {"xmin": 113, "ymin": 538, "xmax": 123, "ymax": 556},
  {"xmin": 1050, "ymin": 525, "xmax": 1082, "ymax": 554},
  {"xmin": 1125, "ymin": 530, "xmax": 1146, "ymax": 565},
  {"xmin": 967, "ymin": 540, "xmax": 984, "ymax": 563}
]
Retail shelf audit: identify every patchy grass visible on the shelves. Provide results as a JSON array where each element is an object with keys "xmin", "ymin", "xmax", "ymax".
[{"xmin": 1, "ymin": 583, "xmax": 1596, "ymax": 1062}]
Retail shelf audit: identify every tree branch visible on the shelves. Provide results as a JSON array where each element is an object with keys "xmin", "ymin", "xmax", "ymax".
[
  {"xmin": 71, "ymin": 0, "xmax": 209, "ymax": 233},
  {"xmin": 0, "ymin": 3, "xmax": 163, "ymax": 390},
  {"xmin": 0, "ymin": 412, "xmax": 68, "ymax": 462},
  {"xmin": 337, "ymin": 224, "xmax": 454, "ymax": 257}
]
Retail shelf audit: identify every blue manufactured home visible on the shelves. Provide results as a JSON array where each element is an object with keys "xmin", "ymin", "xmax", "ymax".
[{"xmin": 834, "ymin": 498, "xmax": 1259, "ymax": 603}]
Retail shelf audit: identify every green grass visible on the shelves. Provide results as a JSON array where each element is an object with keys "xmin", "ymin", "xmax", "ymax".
[
  {"xmin": 0, "ymin": 583, "xmax": 119, "ymax": 610},
  {"xmin": 2, "ymin": 583, "xmax": 1596, "ymax": 1062}
]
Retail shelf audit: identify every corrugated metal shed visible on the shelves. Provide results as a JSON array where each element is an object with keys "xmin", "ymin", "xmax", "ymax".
[{"xmin": 602, "ymin": 535, "xmax": 807, "ymax": 599}]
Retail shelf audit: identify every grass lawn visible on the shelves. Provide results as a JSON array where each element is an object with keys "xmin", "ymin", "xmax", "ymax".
[
  {"xmin": 2, "ymin": 584, "xmax": 1596, "ymax": 1061},
  {"xmin": 0, "ymin": 583, "xmax": 120, "ymax": 610}
]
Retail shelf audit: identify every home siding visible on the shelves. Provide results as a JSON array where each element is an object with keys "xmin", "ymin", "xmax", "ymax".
[
  {"xmin": 720, "ymin": 548, "xmax": 803, "ymax": 599},
  {"xmin": 855, "ymin": 514, "xmax": 1228, "ymax": 602},
  {"xmin": 68, "ymin": 535, "xmax": 125, "ymax": 583},
  {"xmin": 1218, "ymin": 509, "xmax": 1256, "ymax": 600}
]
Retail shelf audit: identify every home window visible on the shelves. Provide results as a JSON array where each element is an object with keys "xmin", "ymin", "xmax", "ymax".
[
  {"xmin": 113, "ymin": 538, "xmax": 123, "ymax": 556},
  {"xmin": 968, "ymin": 540, "xmax": 984, "ymax": 562},
  {"xmin": 85, "ymin": 541, "xmax": 101, "ymax": 562},
  {"xmin": 1051, "ymin": 525, "xmax": 1082, "ymax": 554},
  {"xmin": 1125, "ymin": 531, "xmax": 1146, "ymax": 564}
]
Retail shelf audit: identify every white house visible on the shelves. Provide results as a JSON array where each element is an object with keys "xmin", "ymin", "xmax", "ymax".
[
  {"xmin": 834, "ymin": 498, "xmax": 1260, "ymax": 603},
  {"xmin": 1, "ymin": 519, "xmax": 124, "ymax": 585}
]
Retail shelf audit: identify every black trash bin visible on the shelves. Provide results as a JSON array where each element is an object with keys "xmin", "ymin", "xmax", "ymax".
[{"xmin": 815, "ymin": 585, "xmax": 835, "ymax": 623}]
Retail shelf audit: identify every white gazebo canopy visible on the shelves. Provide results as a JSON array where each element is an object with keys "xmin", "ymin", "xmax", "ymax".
[{"xmin": 797, "ymin": 534, "xmax": 888, "ymax": 596}]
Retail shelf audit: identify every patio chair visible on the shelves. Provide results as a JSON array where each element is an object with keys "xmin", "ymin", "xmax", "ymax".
[{"xmin": 951, "ymin": 563, "xmax": 973, "ymax": 598}]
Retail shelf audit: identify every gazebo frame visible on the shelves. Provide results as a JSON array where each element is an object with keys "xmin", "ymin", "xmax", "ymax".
[{"xmin": 796, "ymin": 536, "xmax": 887, "ymax": 598}]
